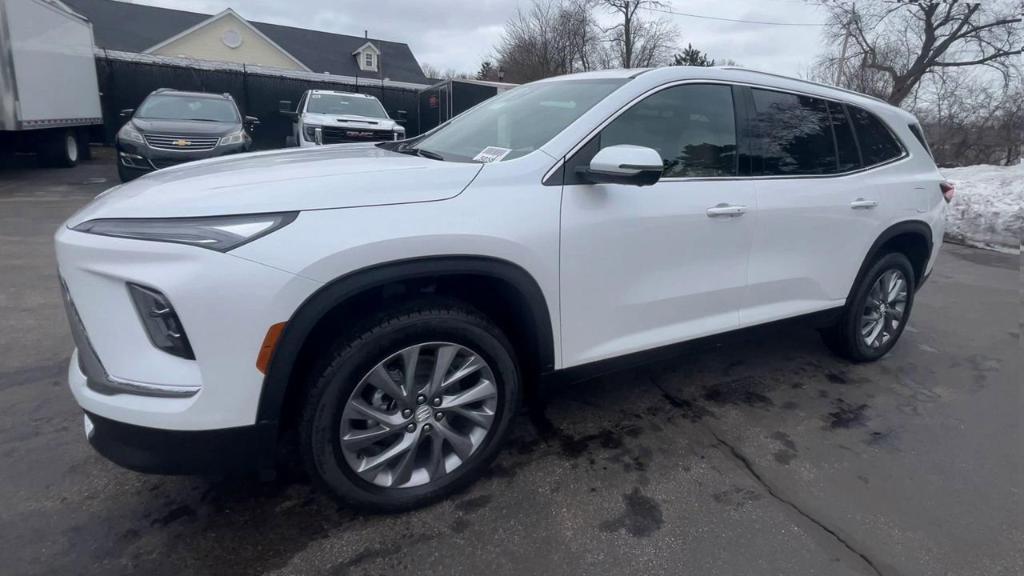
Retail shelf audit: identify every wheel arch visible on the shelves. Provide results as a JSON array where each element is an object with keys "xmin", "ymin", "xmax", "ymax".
[
  {"xmin": 847, "ymin": 220, "xmax": 933, "ymax": 303},
  {"xmin": 255, "ymin": 255, "xmax": 556, "ymax": 430}
]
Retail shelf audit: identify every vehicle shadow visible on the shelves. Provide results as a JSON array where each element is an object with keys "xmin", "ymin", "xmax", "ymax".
[{"xmin": 101, "ymin": 320, "xmax": 876, "ymax": 576}]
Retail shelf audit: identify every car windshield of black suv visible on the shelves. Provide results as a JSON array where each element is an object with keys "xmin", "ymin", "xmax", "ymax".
[
  {"xmin": 306, "ymin": 94, "xmax": 388, "ymax": 118},
  {"xmin": 409, "ymin": 78, "xmax": 627, "ymax": 163},
  {"xmin": 136, "ymin": 95, "xmax": 239, "ymax": 122}
]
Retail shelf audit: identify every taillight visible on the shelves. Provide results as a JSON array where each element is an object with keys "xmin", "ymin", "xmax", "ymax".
[{"xmin": 940, "ymin": 182, "xmax": 955, "ymax": 203}]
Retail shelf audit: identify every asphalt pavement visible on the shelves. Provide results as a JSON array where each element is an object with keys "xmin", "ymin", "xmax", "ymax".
[{"xmin": 1, "ymin": 150, "xmax": 1020, "ymax": 576}]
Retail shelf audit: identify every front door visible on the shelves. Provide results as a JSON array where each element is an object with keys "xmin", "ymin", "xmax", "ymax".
[{"xmin": 559, "ymin": 83, "xmax": 755, "ymax": 367}]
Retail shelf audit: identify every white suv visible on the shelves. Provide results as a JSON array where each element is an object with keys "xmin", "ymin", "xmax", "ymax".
[
  {"xmin": 56, "ymin": 67, "xmax": 948, "ymax": 510},
  {"xmin": 285, "ymin": 89, "xmax": 405, "ymax": 147}
]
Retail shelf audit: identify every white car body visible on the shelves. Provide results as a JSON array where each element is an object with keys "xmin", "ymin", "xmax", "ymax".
[
  {"xmin": 291, "ymin": 89, "xmax": 404, "ymax": 147},
  {"xmin": 55, "ymin": 66, "xmax": 945, "ymax": 478}
]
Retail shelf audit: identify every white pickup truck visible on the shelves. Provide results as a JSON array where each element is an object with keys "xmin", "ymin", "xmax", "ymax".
[
  {"xmin": 0, "ymin": 0, "xmax": 103, "ymax": 167},
  {"xmin": 281, "ymin": 89, "xmax": 405, "ymax": 147}
]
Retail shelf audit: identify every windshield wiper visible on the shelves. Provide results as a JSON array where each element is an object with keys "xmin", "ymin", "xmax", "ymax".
[{"xmin": 414, "ymin": 148, "xmax": 445, "ymax": 161}]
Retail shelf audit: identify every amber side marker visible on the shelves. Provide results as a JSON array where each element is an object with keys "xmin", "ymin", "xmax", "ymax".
[{"xmin": 256, "ymin": 322, "xmax": 287, "ymax": 374}]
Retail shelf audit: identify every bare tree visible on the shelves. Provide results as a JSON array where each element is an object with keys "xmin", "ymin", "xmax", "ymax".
[
  {"xmin": 601, "ymin": 0, "xmax": 677, "ymax": 68},
  {"xmin": 495, "ymin": 0, "xmax": 605, "ymax": 82},
  {"xmin": 815, "ymin": 0, "xmax": 1023, "ymax": 105},
  {"xmin": 421, "ymin": 63, "xmax": 471, "ymax": 81}
]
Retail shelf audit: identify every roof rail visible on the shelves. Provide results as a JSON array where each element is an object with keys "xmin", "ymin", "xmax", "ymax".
[{"xmin": 717, "ymin": 67, "xmax": 891, "ymax": 105}]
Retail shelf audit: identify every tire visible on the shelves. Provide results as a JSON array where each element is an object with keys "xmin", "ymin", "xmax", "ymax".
[
  {"xmin": 300, "ymin": 299, "xmax": 520, "ymax": 511},
  {"xmin": 822, "ymin": 252, "xmax": 916, "ymax": 362},
  {"xmin": 45, "ymin": 129, "xmax": 79, "ymax": 168}
]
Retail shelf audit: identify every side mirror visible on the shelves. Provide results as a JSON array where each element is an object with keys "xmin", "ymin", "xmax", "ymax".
[
  {"xmin": 245, "ymin": 115, "xmax": 260, "ymax": 126},
  {"xmin": 278, "ymin": 100, "xmax": 296, "ymax": 119},
  {"xmin": 580, "ymin": 145, "xmax": 663, "ymax": 186},
  {"xmin": 395, "ymin": 110, "xmax": 408, "ymax": 125},
  {"xmin": 119, "ymin": 108, "xmax": 135, "ymax": 118}
]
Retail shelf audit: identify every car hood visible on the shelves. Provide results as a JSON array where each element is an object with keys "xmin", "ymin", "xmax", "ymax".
[
  {"xmin": 67, "ymin": 144, "xmax": 482, "ymax": 224},
  {"xmin": 303, "ymin": 113, "xmax": 401, "ymax": 131},
  {"xmin": 131, "ymin": 118, "xmax": 239, "ymax": 136}
]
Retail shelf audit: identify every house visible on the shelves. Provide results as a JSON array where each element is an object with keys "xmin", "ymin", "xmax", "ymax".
[{"xmin": 61, "ymin": 0, "xmax": 430, "ymax": 85}]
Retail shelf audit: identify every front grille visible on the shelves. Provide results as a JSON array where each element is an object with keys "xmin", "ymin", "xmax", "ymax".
[
  {"xmin": 321, "ymin": 127, "xmax": 395, "ymax": 144},
  {"xmin": 144, "ymin": 134, "xmax": 219, "ymax": 151}
]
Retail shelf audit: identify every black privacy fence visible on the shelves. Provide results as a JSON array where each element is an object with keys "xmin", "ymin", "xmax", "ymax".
[{"xmin": 93, "ymin": 50, "xmax": 424, "ymax": 150}]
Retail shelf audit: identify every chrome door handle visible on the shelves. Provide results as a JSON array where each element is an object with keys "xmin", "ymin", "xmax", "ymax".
[
  {"xmin": 706, "ymin": 203, "xmax": 747, "ymax": 218},
  {"xmin": 850, "ymin": 198, "xmax": 878, "ymax": 209}
]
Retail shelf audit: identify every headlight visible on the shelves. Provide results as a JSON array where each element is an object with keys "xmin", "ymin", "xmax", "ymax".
[
  {"xmin": 71, "ymin": 212, "xmax": 298, "ymax": 252},
  {"xmin": 303, "ymin": 124, "xmax": 321, "ymax": 142},
  {"xmin": 219, "ymin": 129, "xmax": 246, "ymax": 146},
  {"xmin": 119, "ymin": 124, "xmax": 145, "ymax": 145}
]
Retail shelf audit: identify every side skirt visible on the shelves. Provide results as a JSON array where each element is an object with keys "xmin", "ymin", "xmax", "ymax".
[{"xmin": 541, "ymin": 307, "xmax": 843, "ymax": 388}]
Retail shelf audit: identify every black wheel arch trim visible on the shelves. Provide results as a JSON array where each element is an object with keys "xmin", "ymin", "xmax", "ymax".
[
  {"xmin": 255, "ymin": 255, "xmax": 556, "ymax": 427},
  {"xmin": 847, "ymin": 220, "xmax": 933, "ymax": 303}
]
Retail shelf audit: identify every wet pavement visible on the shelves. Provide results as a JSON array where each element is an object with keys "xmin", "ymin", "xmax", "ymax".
[{"xmin": 1, "ymin": 151, "xmax": 1021, "ymax": 576}]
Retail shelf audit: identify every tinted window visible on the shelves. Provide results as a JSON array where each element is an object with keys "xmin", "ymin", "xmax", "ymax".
[
  {"xmin": 136, "ymin": 95, "xmax": 239, "ymax": 122},
  {"xmin": 749, "ymin": 89, "xmax": 836, "ymax": 175},
  {"xmin": 908, "ymin": 123, "xmax": 932, "ymax": 158},
  {"xmin": 828, "ymin": 102, "xmax": 861, "ymax": 171},
  {"xmin": 600, "ymin": 84, "xmax": 737, "ymax": 177},
  {"xmin": 849, "ymin": 106, "xmax": 902, "ymax": 165}
]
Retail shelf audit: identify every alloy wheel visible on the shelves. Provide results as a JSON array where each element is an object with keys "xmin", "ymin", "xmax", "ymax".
[
  {"xmin": 339, "ymin": 342, "xmax": 498, "ymax": 488},
  {"xmin": 860, "ymin": 269, "xmax": 908, "ymax": 349}
]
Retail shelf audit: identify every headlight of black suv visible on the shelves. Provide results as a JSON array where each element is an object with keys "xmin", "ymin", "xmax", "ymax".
[{"xmin": 72, "ymin": 212, "xmax": 298, "ymax": 252}]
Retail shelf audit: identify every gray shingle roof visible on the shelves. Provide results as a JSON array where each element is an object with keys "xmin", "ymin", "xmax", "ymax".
[{"xmin": 62, "ymin": 0, "xmax": 429, "ymax": 84}]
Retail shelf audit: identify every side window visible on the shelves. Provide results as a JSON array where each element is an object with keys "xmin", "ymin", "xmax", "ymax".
[
  {"xmin": 749, "ymin": 88, "xmax": 837, "ymax": 175},
  {"xmin": 828, "ymin": 101, "xmax": 861, "ymax": 172},
  {"xmin": 908, "ymin": 122, "xmax": 933, "ymax": 158},
  {"xmin": 600, "ymin": 84, "xmax": 737, "ymax": 178},
  {"xmin": 848, "ymin": 106, "xmax": 903, "ymax": 166}
]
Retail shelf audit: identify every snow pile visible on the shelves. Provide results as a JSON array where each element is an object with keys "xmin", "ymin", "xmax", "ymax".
[{"xmin": 941, "ymin": 163, "xmax": 1022, "ymax": 253}]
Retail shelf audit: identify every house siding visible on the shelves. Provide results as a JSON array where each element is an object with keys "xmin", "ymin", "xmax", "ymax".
[{"xmin": 150, "ymin": 13, "xmax": 304, "ymax": 70}]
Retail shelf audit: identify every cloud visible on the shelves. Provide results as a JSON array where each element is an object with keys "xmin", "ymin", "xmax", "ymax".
[{"xmin": 129, "ymin": 0, "xmax": 827, "ymax": 76}]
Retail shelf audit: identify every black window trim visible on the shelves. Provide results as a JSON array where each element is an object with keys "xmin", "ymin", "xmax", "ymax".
[{"xmin": 542, "ymin": 79, "xmax": 911, "ymax": 186}]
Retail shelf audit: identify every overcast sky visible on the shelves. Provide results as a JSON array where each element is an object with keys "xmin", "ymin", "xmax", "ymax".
[{"xmin": 128, "ymin": 0, "xmax": 830, "ymax": 77}]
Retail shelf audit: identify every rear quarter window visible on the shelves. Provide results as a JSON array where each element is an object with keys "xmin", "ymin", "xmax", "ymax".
[{"xmin": 848, "ymin": 106, "xmax": 903, "ymax": 166}]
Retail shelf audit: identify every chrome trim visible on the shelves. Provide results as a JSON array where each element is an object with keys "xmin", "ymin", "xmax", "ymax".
[
  {"xmin": 144, "ymin": 134, "xmax": 219, "ymax": 152},
  {"xmin": 61, "ymin": 280, "xmax": 200, "ymax": 399},
  {"xmin": 542, "ymin": 78, "xmax": 911, "ymax": 185}
]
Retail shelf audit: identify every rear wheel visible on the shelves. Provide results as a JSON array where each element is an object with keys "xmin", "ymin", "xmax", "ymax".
[
  {"xmin": 822, "ymin": 252, "xmax": 916, "ymax": 362},
  {"xmin": 44, "ymin": 129, "xmax": 79, "ymax": 168},
  {"xmin": 300, "ymin": 300, "xmax": 520, "ymax": 511}
]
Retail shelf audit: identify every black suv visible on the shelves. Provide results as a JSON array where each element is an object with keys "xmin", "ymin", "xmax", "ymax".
[{"xmin": 115, "ymin": 89, "xmax": 258, "ymax": 182}]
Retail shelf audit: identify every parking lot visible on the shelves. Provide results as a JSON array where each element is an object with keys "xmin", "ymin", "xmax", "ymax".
[{"xmin": 0, "ymin": 151, "xmax": 1020, "ymax": 576}]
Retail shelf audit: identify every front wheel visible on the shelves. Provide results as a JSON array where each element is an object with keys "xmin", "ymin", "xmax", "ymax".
[
  {"xmin": 822, "ymin": 252, "xmax": 916, "ymax": 362},
  {"xmin": 300, "ymin": 300, "xmax": 520, "ymax": 511}
]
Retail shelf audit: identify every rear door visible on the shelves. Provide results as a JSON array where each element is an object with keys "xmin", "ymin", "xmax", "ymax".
[
  {"xmin": 740, "ymin": 87, "xmax": 907, "ymax": 326},
  {"xmin": 559, "ymin": 83, "xmax": 756, "ymax": 366}
]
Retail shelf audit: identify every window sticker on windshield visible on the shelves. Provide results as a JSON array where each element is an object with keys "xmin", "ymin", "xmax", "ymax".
[{"xmin": 473, "ymin": 146, "xmax": 512, "ymax": 163}]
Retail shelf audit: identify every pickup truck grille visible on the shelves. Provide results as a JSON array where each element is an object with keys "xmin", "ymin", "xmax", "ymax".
[
  {"xmin": 321, "ymin": 127, "xmax": 396, "ymax": 144},
  {"xmin": 144, "ymin": 134, "xmax": 220, "ymax": 151}
]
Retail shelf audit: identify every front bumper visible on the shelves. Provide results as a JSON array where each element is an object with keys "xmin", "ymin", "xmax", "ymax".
[
  {"xmin": 116, "ymin": 139, "xmax": 248, "ymax": 174},
  {"xmin": 84, "ymin": 410, "xmax": 274, "ymax": 475},
  {"xmin": 56, "ymin": 224, "xmax": 321, "ymax": 432}
]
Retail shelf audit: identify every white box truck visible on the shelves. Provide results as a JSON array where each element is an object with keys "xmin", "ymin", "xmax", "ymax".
[{"xmin": 0, "ymin": 0, "xmax": 102, "ymax": 167}]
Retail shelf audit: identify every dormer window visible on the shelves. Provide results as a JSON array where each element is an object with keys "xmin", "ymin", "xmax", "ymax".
[{"xmin": 354, "ymin": 42, "xmax": 380, "ymax": 72}]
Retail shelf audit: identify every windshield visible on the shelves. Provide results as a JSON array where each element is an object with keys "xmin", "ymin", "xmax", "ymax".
[
  {"xmin": 306, "ymin": 93, "xmax": 388, "ymax": 118},
  {"xmin": 413, "ymin": 78, "xmax": 628, "ymax": 162},
  {"xmin": 136, "ymin": 94, "xmax": 239, "ymax": 122}
]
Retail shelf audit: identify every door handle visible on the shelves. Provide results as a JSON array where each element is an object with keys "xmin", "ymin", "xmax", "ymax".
[
  {"xmin": 850, "ymin": 198, "xmax": 878, "ymax": 209},
  {"xmin": 706, "ymin": 203, "xmax": 747, "ymax": 218}
]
